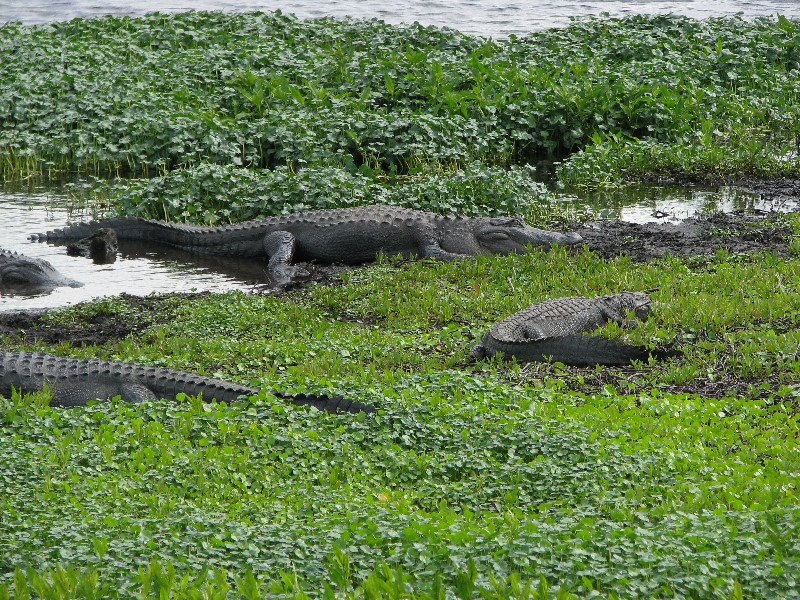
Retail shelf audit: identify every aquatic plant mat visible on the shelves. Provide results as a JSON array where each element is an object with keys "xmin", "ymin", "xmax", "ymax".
[
  {"xmin": 1, "ymin": 9, "xmax": 800, "ymax": 600},
  {"xmin": 3, "ymin": 9, "xmax": 800, "ymax": 216}
]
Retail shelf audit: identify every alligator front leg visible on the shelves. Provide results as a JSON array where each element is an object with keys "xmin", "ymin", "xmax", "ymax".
[
  {"xmin": 263, "ymin": 231, "xmax": 310, "ymax": 278},
  {"xmin": 420, "ymin": 244, "xmax": 472, "ymax": 261}
]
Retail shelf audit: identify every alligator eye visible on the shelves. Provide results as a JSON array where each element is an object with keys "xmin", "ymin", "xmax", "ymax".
[{"xmin": 489, "ymin": 218, "xmax": 523, "ymax": 227}]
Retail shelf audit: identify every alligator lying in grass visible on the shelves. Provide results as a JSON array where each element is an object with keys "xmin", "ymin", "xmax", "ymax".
[
  {"xmin": 0, "ymin": 350, "xmax": 376, "ymax": 413},
  {"xmin": 471, "ymin": 291, "xmax": 678, "ymax": 366},
  {"xmin": 0, "ymin": 249, "xmax": 82, "ymax": 292},
  {"xmin": 31, "ymin": 205, "xmax": 583, "ymax": 278}
]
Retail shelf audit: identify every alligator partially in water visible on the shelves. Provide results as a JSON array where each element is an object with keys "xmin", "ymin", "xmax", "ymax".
[
  {"xmin": 0, "ymin": 350, "xmax": 376, "ymax": 413},
  {"xmin": 470, "ymin": 292, "xmax": 676, "ymax": 366},
  {"xmin": 31, "ymin": 205, "xmax": 583, "ymax": 278},
  {"xmin": 66, "ymin": 228, "xmax": 118, "ymax": 263},
  {"xmin": 0, "ymin": 249, "xmax": 82, "ymax": 292}
]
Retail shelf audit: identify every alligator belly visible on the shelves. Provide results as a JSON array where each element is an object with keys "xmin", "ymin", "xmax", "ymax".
[
  {"xmin": 47, "ymin": 380, "xmax": 158, "ymax": 407},
  {"xmin": 486, "ymin": 335, "xmax": 652, "ymax": 366}
]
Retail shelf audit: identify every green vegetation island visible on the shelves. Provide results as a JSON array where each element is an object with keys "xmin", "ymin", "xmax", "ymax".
[{"xmin": 1, "ymin": 10, "xmax": 799, "ymax": 599}]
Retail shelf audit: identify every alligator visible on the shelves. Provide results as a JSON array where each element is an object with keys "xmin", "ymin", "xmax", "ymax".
[
  {"xmin": 0, "ymin": 249, "xmax": 82, "ymax": 291},
  {"xmin": 470, "ymin": 291, "xmax": 677, "ymax": 366},
  {"xmin": 31, "ymin": 205, "xmax": 583, "ymax": 278},
  {"xmin": 0, "ymin": 350, "xmax": 376, "ymax": 413},
  {"xmin": 66, "ymin": 228, "xmax": 118, "ymax": 263}
]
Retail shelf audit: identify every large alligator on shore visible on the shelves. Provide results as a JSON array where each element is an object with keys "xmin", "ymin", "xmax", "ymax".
[
  {"xmin": 471, "ymin": 292, "xmax": 678, "ymax": 366},
  {"xmin": 31, "ymin": 205, "xmax": 583, "ymax": 278},
  {"xmin": 0, "ymin": 249, "xmax": 82, "ymax": 291},
  {"xmin": 0, "ymin": 350, "xmax": 376, "ymax": 413}
]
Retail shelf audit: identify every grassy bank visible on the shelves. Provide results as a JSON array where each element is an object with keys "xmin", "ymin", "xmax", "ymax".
[
  {"xmin": 1, "ymin": 9, "xmax": 800, "ymax": 600},
  {"xmin": 2, "ymin": 248, "xmax": 800, "ymax": 598}
]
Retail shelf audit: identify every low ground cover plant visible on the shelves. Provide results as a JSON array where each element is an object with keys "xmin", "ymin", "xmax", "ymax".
[
  {"xmin": 2, "ymin": 248, "xmax": 800, "ymax": 598},
  {"xmin": 1, "ymin": 9, "xmax": 800, "ymax": 600}
]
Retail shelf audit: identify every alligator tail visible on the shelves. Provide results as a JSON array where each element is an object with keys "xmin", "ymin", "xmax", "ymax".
[
  {"xmin": 30, "ymin": 218, "xmax": 258, "ymax": 255},
  {"xmin": 273, "ymin": 391, "xmax": 377, "ymax": 414},
  {"xmin": 30, "ymin": 218, "xmax": 154, "ymax": 242}
]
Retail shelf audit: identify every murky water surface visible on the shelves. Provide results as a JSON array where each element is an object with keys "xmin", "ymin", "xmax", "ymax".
[
  {"xmin": 0, "ymin": 185, "xmax": 266, "ymax": 312},
  {"xmin": 2, "ymin": 0, "xmax": 799, "ymax": 38},
  {"xmin": 567, "ymin": 183, "xmax": 797, "ymax": 222}
]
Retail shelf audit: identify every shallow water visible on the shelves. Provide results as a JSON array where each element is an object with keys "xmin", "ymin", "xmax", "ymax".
[
  {"xmin": 2, "ymin": 0, "xmax": 800, "ymax": 38},
  {"xmin": 0, "ymin": 186, "xmax": 267, "ymax": 312},
  {"xmin": 567, "ymin": 183, "xmax": 797, "ymax": 222}
]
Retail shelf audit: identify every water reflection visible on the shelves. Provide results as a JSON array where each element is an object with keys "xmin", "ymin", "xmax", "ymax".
[
  {"xmin": 0, "ymin": 184, "xmax": 265, "ymax": 312},
  {"xmin": 1, "ymin": 0, "xmax": 800, "ymax": 39},
  {"xmin": 563, "ymin": 183, "xmax": 790, "ymax": 222}
]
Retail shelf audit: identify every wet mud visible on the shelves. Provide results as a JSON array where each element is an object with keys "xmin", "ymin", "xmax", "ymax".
[
  {"xmin": 572, "ymin": 209, "xmax": 796, "ymax": 262},
  {"xmin": 0, "ymin": 262, "xmax": 355, "ymax": 347},
  {"xmin": 510, "ymin": 359, "xmax": 800, "ymax": 407},
  {"xmin": 0, "ymin": 293, "xmax": 185, "ymax": 346}
]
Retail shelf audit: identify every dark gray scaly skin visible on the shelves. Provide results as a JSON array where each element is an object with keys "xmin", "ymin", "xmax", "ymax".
[
  {"xmin": 0, "ymin": 248, "xmax": 82, "ymax": 291},
  {"xmin": 0, "ymin": 351, "xmax": 376, "ymax": 414},
  {"xmin": 31, "ymin": 205, "xmax": 583, "ymax": 278},
  {"xmin": 66, "ymin": 228, "xmax": 118, "ymax": 263},
  {"xmin": 470, "ymin": 292, "xmax": 668, "ymax": 366}
]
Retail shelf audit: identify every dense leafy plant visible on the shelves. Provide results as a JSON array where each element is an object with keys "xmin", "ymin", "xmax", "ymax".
[
  {"xmin": 99, "ymin": 161, "xmax": 557, "ymax": 223},
  {"xmin": 1, "ymin": 11, "xmax": 800, "ymax": 188},
  {"xmin": 558, "ymin": 131, "xmax": 800, "ymax": 187}
]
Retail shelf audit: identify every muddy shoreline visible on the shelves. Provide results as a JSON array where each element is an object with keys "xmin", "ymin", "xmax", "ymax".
[
  {"xmin": 2, "ymin": 180, "xmax": 798, "ymax": 401},
  {"xmin": 570, "ymin": 209, "xmax": 796, "ymax": 262},
  {"xmin": 2, "ymin": 209, "xmax": 796, "ymax": 347}
]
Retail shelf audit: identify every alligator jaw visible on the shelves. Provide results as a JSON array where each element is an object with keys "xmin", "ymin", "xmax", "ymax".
[
  {"xmin": 471, "ymin": 218, "xmax": 583, "ymax": 255},
  {"xmin": 512, "ymin": 226, "xmax": 583, "ymax": 250}
]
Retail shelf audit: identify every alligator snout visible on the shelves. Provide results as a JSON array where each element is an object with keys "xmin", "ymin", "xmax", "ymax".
[
  {"xmin": 521, "ymin": 227, "xmax": 583, "ymax": 248},
  {"xmin": 560, "ymin": 231, "xmax": 583, "ymax": 245}
]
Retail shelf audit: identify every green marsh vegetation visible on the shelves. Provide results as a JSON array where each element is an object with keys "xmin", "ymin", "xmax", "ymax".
[
  {"xmin": 1, "ymin": 10, "xmax": 800, "ymax": 600},
  {"xmin": 2, "ymin": 250, "xmax": 800, "ymax": 599},
  {"xmin": 3, "ymin": 10, "xmax": 800, "ymax": 212}
]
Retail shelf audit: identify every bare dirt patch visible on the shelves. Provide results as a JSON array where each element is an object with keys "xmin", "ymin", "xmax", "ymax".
[
  {"xmin": 0, "ymin": 266, "xmax": 354, "ymax": 348},
  {"xmin": 0, "ymin": 293, "xmax": 190, "ymax": 347},
  {"xmin": 571, "ymin": 210, "xmax": 796, "ymax": 262},
  {"xmin": 506, "ymin": 360, "xmax": 796, "ymax": 402}
]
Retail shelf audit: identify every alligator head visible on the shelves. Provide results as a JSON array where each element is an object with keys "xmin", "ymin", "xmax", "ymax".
[
  {"xmin": 0, "ymin": 249, "xmax": 82, "ymax": 291},
  {"xmin": 599, "ymin": 291, "xmax": 652, "ymax": 323},
  {"xmin": 471, "ymin": 217, "xmax": 583, "ymax": 255}
]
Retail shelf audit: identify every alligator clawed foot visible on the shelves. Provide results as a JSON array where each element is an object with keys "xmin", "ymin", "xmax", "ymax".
[{"xmin": 266, "ymin": 264, "xmax": 312, "ymax": 288}]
